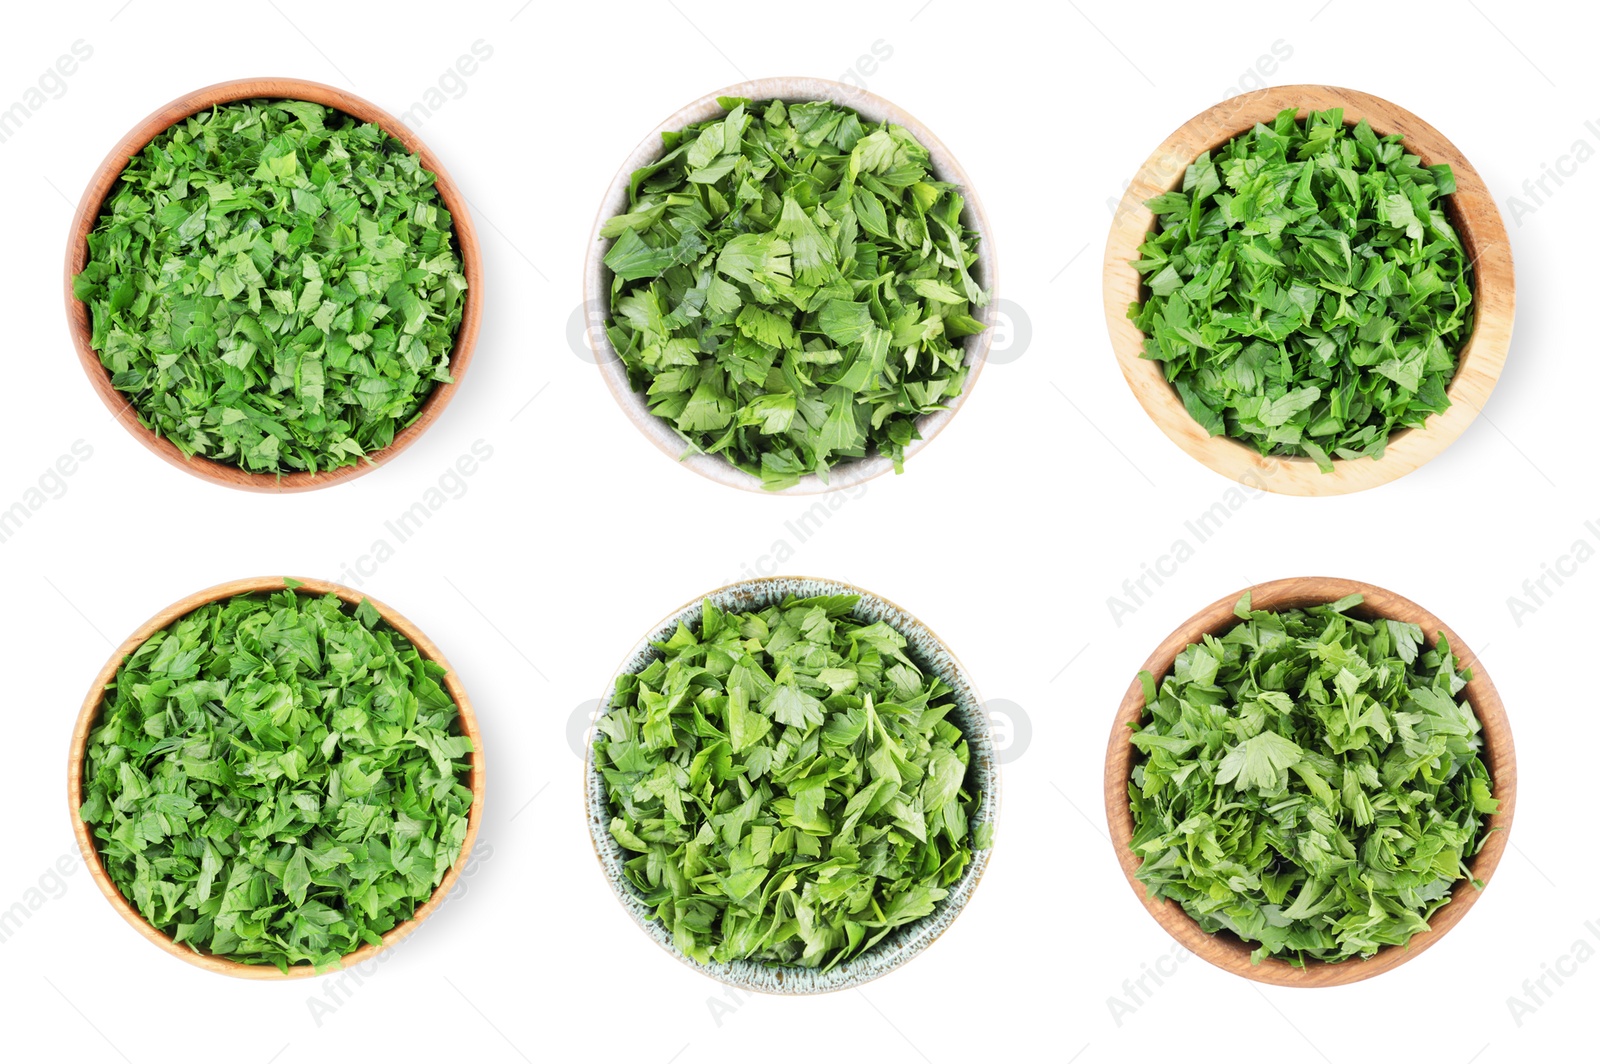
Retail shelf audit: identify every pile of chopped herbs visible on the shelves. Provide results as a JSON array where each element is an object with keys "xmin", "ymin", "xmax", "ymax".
[
  {"xmin": 601, "ymin": 97, "xmax": 989, "ymax": 490},
  {"xmin": 78, "ymin": 582, "xmax": 474, "ymax": 970},
  {"xmin": 1128, "ymin": 108, "xmax": 1474, "ymax": 471},
  {"xmin": 594, "ymin": 594, "xmax": 989, "ymax": 969},
  {"xmin": 1126, "ymin": 593, "xmax": 1498, "ymax": 965},
  {"xmin": 73, "ymin": 99, "xmax": 467, "ymax": 475}
]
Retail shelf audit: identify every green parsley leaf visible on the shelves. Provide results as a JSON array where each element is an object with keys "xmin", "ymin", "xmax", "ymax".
[
  {"xmin": 1126, "ymin": 595, "xmax": 1497, "ymax": 965},
  {"xmin": 78, "ymin": 585, "xmax": 474, "ymax": 971},
  {"xmin": 595, "ymin": 594, "xmax": 984, "ymax": 969},
  {"xmin": 73, "ymin": 100, "xmax": 468, "ymax": 475},
  {"xmin": 601, "ymin": 98, "xmax": 989, "ymax": 490},
  {"xmin": 1129, "ymin": 109, "xmax": 1473, "ymax": 472}
]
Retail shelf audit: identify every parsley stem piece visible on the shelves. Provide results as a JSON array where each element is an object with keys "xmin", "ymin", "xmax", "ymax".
[
  {"xmin": 594, "ymin": 593, "xmax": 988, "ymax": 970},
  {"xmin": 73, "ymin": 99, "xmax": 468, "ymax": 475},
  {"xmin": 1129, "ymin": 108, "xmax": 1473, "ymax": 471},
  {"xmin": 78, "ymin": 585, "xmax": 475, "ymax": 971},
  {"xmin": 600, "ymin": 97, "xmax": 989, "ymax": 490},
  {"xmin": 1127, "ymin": 593, "xmax": 1498, "ymax": 965}
]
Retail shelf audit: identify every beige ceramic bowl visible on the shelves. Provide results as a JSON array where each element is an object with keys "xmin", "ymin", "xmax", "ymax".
[{"xmin": 584, "ymin": 77, "xmax": 997, "ymax": 495}]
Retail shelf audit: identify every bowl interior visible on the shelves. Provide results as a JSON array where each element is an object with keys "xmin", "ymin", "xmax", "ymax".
[
  {"xmin": 1103, "ymin": 576, "xmax": 1515, "ymax": 987},
  {"xmin": 585, "ymin": 576, "xmax": 997, "ymax": 992},
  {"xmin": 1132, "ymin": 115, "xmax": 1480, "ymax": 455},
  {"xmin": 585, "ymin": 77, "xmax": 997, "ymax": 495},
  {"xmin": 67, "ymin": 576, "xmax": 485, "ymax": 979},
  {"xmin": 64, "ymin": 78, "xmax": 482, "ymax": 493},
  {"xmin": 1103, "ymin": 85, "xmax": 1514, "ymax": 497}
]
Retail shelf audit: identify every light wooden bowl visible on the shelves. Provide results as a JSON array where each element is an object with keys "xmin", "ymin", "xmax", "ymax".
[
  {"xmin": 64, "ymin": 78, "xmax": 483, "ymax": 492},
  {"xmin": 1104, "ymin": 576, "xmax": 1515, "ymax": 987},
  {"xmin": 585, "ymin": 576, "xmax": 998, "ymax": 992},
  {"xmin": 1103, "ymin": 85, "xmax": 1514, "ymax": 496},
  {"xmin": 67, "ymin": 576, "xmax": 486, "ymax": 979},
  {"xmin": 584, "ymin": 77, "xmax": 997, "ymax": 495}
]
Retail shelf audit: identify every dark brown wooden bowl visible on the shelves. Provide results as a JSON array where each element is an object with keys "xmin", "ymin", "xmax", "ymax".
[
  {"xmin": 64, "ymin": 78, "xmax": 482, "ymax": 492},
  {"xmin": 1103, "ymin": 576, "xmax": 1515, "ymax": 987}
]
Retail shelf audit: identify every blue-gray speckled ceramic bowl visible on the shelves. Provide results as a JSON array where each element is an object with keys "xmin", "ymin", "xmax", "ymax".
[{"xmin": 584, "ymin": 576, "xmax": 997, "ymax": 993}]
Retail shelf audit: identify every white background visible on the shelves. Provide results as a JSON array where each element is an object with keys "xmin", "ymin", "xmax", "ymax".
[{"xmin": 1, "ymin": 1, "xmax": 1592, "ymax": 1060}]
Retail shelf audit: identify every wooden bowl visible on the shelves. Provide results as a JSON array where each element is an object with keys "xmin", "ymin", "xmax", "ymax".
[
  {"xmin": 584, "ymin": 576, "xmax": 998, "ymax": 992},
  {"xmin": 64, "ymin": 78, "xmax": 483, "ymax": 493},
  {"xmin": 1103, "ymin": 576, "xmax": 1515, "ymax": 987},
  {"xmin": 67, "ymin": 576, "xmax": 486, "ymax": 978},
  {"xmin": 584, "ymin": 78, "xmax": 998, "ymax": 495},
  {"xmin": 1102, "ymin": 85, "xmax": 1514, "ymax": 496}
]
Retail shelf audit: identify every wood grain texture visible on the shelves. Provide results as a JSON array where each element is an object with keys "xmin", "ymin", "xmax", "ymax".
[
  {"xmin": 1102, "ymin": 576, "xmax": 1516, "ymax": 988},
  {"xmin": 63, "ymin": 78, "xmax": 483, "ymax": 493},
  {"xmin": 1102, "ymin": 85, "xmax": 1515, "ymax": 496},
  {"xmin": 66, "ymin": 576, "xmax": 486, "ymax": 979},
  {"xmin": 583, "ymin": 77, "xmax": 997, "ymax": 495}
]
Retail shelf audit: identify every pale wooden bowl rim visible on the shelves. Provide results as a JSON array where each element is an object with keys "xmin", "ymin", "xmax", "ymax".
[
  {"xmin": 583, "ymin": 76, "xmax": 998, "ymax": 496},
  {"xmin": 1103, "ymin": 575, "xmax": 1516, "ymax": 987},
  {"xmin": 66, "ymin": 575, "xmax": 486, "ymax": 979},
  {"xmin": 583, "ymin": 574, "xmax": 999, "ymax": 993},
  {"xmin": 1102, "ymin": 84, "xmax": 1515, "ymax": 497},
  {"xmin": 63, "ymin": 77, "xmax": 483, "ymax": 493}
]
